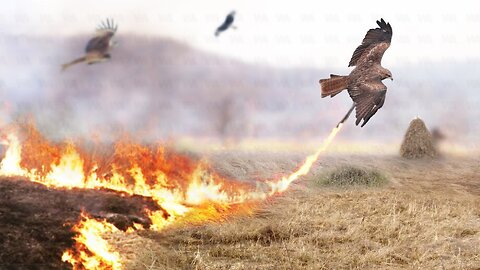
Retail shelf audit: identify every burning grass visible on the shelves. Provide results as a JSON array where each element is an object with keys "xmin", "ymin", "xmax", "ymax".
[
  {"xmin": 0, "ymin": 122, "xmax": 344, "ymax": 269},
  {"xmin": 312, "ymin": 165, "xmax": 388, "ymax": 188},
  {"xmin": 0, "ymin": 177, "xmax": 158, "ymax": 269}
]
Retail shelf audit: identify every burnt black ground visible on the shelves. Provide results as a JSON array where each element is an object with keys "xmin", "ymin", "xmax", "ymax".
[{"xmin": 0, "ymin": 177, "xmax": 159, "ymax": 270}]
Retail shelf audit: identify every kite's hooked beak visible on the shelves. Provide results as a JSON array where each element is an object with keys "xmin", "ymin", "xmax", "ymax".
[
  {"xmin": 390, "ymin": 76, "xmax": 394, "ymax": 81},
  {"xmin": 111, "ymin": 40, "xmax": 119, "ymax": 48}
]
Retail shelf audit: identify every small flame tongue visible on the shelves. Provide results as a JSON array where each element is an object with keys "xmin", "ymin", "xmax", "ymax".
[
  {"xmin": 62, "ymin": 212, "xmax": 122, "ymax": 270},
  {"xmin": 0, "ymin": 134, "xmax": 27, "ymax": 176}
]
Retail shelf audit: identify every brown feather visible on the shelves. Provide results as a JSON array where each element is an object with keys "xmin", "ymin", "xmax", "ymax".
[
  {"xmin": 61, "ymin": 56, "xmax": 87, "ymax": 71},
  {"xmin": 348, "ymin": 18, "xmax": 392, "ymax": 67},
  {"xmin": 319, "ymin": 75, "xmax": 349, "ymax": 98},
  {"xmin": 350, "ymin": 84, "xmax": 387, "ymax": 127}
]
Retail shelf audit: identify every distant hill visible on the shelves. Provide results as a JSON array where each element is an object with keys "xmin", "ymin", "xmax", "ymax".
[{"xmin": 0, "ymin": 34, "xmax": 478, "ymax": 144}]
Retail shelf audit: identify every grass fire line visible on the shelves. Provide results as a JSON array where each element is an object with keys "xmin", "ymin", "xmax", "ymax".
[{"xmin": 0, "ymin": 123, "xmax": 344, "ymax": 269}]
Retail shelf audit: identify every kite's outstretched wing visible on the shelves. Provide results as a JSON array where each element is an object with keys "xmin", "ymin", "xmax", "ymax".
[
  {"xmin": 349, "ymin": 80, "xmax": 387, "ymax": 127},
  {"xmin": 349, "ymin": 18, "xmax": 392, "ymax": 67},
  {"xmin": 86, "ymin": 18, "xmax": 117, "ymax": 53},
  {"xmin": 215, "ymin": 12, "xmax": 235, "ymax": 36}
]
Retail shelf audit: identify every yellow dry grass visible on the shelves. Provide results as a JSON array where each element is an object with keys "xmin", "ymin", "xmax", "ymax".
[{"xmin": 110, "ymin": 154, "xmax": 480, "ymax": 270}]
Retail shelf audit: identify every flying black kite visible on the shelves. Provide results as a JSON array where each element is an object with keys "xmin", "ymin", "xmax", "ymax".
[
  {"xmin": 319, "ymin": 19, "xmax": 393, "ymax": 127},
  {"xmin": 215, "ymin": 11, "xmax": 236, "ymax": 37},
  {"xmin": 62, "ymin": 18, "xmax": 118, "ymax": 71}
]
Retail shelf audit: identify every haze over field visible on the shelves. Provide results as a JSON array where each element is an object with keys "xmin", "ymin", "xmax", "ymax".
[
  {"xmin": 2, "ymin": 0, "xmax": 480, "ymax": 67},
  {"xmin": 0, "ymin": 0, "xmax": 479, "ymax": 147}
]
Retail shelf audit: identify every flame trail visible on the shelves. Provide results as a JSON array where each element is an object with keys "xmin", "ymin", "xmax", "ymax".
[{"xmin": 266, "ymin": 123, "xmax": 344, "ymax": 195}]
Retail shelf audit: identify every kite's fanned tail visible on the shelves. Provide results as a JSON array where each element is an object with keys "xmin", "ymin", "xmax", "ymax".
[
  {"xmin": 61, "ymin": 57, "xmax": 87, "ymax": 71},
  {"xmin": 319, "ymin": 74, "xmax": 349, "ymax": 98}
]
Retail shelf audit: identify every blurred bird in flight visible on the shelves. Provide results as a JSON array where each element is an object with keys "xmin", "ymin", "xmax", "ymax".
[
  {"xmin": 215, "ymin": 11, "xmax": 236, "ymax": 37},
  {"xmin": 319, "ymin": 19, "xmax": 393, "ymax": 127},
  {"xmin": 62, "ymin": 18, "xmax": 118, "ymax": 71}
]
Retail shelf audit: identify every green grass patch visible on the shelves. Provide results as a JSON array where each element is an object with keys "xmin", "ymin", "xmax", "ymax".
[{"xmin": 313, "ymin": 165, "xmax": 388, "ymax": 188}]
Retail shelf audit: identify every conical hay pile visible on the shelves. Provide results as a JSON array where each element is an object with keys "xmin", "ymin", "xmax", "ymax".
[{"xmin": 400, "ymin": 118, "xmax": 438, "ymax": 159}]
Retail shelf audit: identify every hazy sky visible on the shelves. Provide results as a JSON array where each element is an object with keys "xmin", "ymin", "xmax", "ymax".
[{"xmin": 2, "ymin": 0, "xmax": 480, "ymax": 68}]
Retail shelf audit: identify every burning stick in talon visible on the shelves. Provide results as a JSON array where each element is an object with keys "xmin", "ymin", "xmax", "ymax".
[{"xmin": 337, "ymin": 103, "xmax": 356, "ymax": 127}]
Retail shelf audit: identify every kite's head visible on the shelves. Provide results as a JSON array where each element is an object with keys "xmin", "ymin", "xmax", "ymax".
[
  {"xmin": 110, "ymin": 39, "xmax": 119, "ymax": 48},
  {"xmin": 382, "ymin": 69, "xmax": 393, "ymax": 81}
]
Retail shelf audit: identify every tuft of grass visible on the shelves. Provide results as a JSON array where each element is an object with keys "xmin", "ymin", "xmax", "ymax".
[{"xmin": 314, "ymin": 165, "xmax": 388, "ymax": 188}]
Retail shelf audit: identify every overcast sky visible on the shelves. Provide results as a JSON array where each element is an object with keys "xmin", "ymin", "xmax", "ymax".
[{"xmin": 1, "ymin": 0, "xmax": 480, "ymax": 68}]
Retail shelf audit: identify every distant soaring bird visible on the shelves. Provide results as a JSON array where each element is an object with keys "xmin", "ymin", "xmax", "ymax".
[
  {"xmin": 62, "ymin": 18, "xmax": 118, "ymax": 71},
  {"xmin": 215, "ymin": 11, "xmax": 236, "ymax": 37},
  {"xmin": 319, "ymin": 19, "xmax": 393, "ymax": 127}
]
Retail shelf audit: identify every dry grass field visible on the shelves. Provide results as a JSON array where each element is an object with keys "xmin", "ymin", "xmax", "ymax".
[{"xmin": 107, "ymin": 152, "xmax": 480, "ymax": 270}]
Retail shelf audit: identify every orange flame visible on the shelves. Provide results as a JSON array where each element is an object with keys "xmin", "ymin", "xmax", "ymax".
[
  {"xmin": 62, "ymin": 212, "xmax": 122, "ymax": 270},
  {"xmin": 0, "ymin": 133, "xmax": 27, "ymax": 176},
  {"xmin": 0, "ymin": 123, "xmax": 344, "ymax": 269},
  {"xmin": 44, "ymin": 143, "xmax": 85, "ymax": 188}
]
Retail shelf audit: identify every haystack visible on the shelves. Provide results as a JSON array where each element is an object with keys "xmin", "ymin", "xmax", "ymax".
[{"xmin": 400, "ymin": 118, "xmax": 438, "ymax": 159}]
